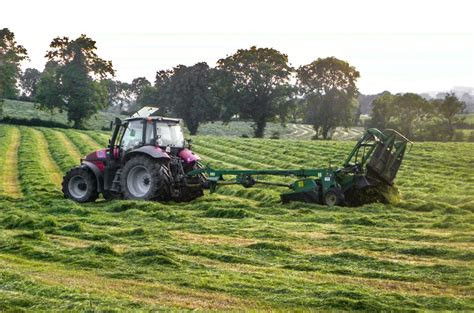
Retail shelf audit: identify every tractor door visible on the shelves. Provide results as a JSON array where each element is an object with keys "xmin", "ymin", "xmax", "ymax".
[{"xmin": 121, "ymin": 120, "xmax": 145, "ymax": 151}]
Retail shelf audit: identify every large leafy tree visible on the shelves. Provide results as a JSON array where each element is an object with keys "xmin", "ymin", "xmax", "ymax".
[
  {"xmin": 102, "ymin": 79, "xmax": 134, "ymax": 111},
  {"xmin": 37, "ymin": 34, "xmax": 114, "ymax": 128},
  {"xmin": 392, "ymin": 93, "xmax": 431, "ymax": 138},
  {"xmin": 20, "ymin": 68, "xmax": 41, "ymax": 100},
  {"xmin": 435, "ymin": 93, "xmax": 465, "ymax": 128},
  {"xmin": 217, "ymin": 46, "xmax": 293, "ymax": 138},
  {"xmin": 130, "ymin": 77, "xmax": 156, "ymax": 113},
  {"xmin": 156, "ymin": 63, "xmax": 219, "ymax": 135},
  {"xmin": 369, "ymin": 91, "xmax": 395, "ymax": 130},
  {"xmin": 297, "ymin": 57, "xmax": 360, "ymax": 139},
  {"xmin": 0, "ymin": 28, "xmax": 28, "ymax": 117},
  {"xmin": 36, "ymin": 61, "xmax": 64, "ymax": 113}
]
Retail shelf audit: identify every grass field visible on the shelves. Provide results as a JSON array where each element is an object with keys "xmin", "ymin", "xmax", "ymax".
[
  {"xmin": 3, "ymin": 99, "xmax": 368, "ymax": 140},
  {"xmin": 0, "ymin": 124, "xmax": 473, "ymax": 311}
]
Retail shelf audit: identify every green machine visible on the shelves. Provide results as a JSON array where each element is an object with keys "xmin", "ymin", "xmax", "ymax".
[{"xmin": 187, "ymin": 128, "xmax": 412, "ymax": 206}]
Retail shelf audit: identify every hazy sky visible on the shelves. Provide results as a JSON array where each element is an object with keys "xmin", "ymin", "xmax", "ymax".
[{"xmin": 3, "ymin": 0, "xmax": 473, "ymax": 94}]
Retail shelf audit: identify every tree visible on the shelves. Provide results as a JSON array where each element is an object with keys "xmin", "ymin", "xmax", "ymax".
[
  {"xmin": 370, "ymin": 91, "xmax": 395, "ymax": 129},
  {"xmin": 297, "ymin": 57, "xmax": 360, "ymax": 139},
  {"xmin": 371, "ymin": 92, "xmax": 468, "ymax": 141},
  {"xmin": 36, "ymin": 61, "xmax": 64, "ymax": 113},
  {"xmin": 435, "ymin": 93, "xmax": 465, "ymax": 127},
  {"xmin": 20, "ymin": 68, "xmax": 41, "ymax": 100},
  {"xmin": 159, "ymin": 63, "xmax": 219, "ymax": 135},
  {"xmin": 37, "ymin": 34, "xmax": 114, "ymax": 128},
  {"xmin": 392, "ymin": 93, "xmax": 431, "ymax": 139},
  {"xmin": 135, "ymin": 85, "xmax": 160, "ymax": 112},
  {"xmin": 131, "ymin": 77, "xmax": 151, "ymax": 95},
  {"xmin": 0, "ymin": 28, "xmax": 28, "ymax": 117},
  {"xmin": 102, "ymin": 79, "xmax": 134, "ymax": 111},
  {"xmin": 128, "ymin": 77, "xmax": 155, "ymax": 113},
  {"xmin": 217, "ymin": 46, "xmax": 293, "ymax": 138}
]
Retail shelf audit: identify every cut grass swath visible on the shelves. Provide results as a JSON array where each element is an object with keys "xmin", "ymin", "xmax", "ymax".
[{"xmin": 0, "ymin": 125, "xmax": 22, "ymax": 199}]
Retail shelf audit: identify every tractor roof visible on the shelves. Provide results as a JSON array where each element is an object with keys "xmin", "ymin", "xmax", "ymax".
[
  {"xmin": 124, "ymin": 116, "xmax": 181, "ymax": 123},
  {"xmin": 127, "ymin": 106, "xmax": 181, "ymax": 124}
]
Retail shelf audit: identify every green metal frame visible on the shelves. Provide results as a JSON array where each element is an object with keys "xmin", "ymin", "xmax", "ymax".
[{"xmin": 187, "ymin": 128, "xmax": 412, "ymax": 205}]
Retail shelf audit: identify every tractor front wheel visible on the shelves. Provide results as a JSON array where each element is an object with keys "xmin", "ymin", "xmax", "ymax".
[
  {"xmin": 120, "ymin": 156, "xmax": 170, "ymax": 201},
  {"xmin": 62, "ymin": 167, "xmax": 98, "ymax": 203}
]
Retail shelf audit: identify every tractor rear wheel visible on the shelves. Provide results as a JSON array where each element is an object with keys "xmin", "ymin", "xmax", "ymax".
[
  {"xmin": 120, "ymin": 156, "xmax": 170, "ymax": 200},
  {"xmin": 62, "ymin": 167, "xmax": 98, "ymax": 203}
]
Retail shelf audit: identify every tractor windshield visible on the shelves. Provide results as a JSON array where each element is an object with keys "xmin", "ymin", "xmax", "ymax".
[{"xmin": 156, "ymin": 122, "xmax": 184, "ymax": 148}]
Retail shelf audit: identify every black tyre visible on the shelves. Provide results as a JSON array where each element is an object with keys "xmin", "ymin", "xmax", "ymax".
[
  {"xmin": 62, "ymin": 167, "xmax": 98, "ymax": 203},
  {"xmin": 323, "ymin": 187, "xmax": 344, "ymax": 206},
  {"xmin": 176, "ymin": 162, "xmax": 205, "ymax": 202},
  {"xmin": 120, "ymin": 156, "xmax": 170, "ymax": 200},
  {"xmin": 103, "ymin": 190, "xmax": 122, "ymax": 201}
]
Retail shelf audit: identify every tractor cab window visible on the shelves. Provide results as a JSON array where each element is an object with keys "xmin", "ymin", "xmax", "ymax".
[
  {"xmin": 156, "ymin": 122, "xmax": 184, "ymax": 148},
  {"xmin": 122, "ymin": 120, "xmax": 144, "ymax": 150}
]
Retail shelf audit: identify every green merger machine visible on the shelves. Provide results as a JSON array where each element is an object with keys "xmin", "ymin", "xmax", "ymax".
[{"xmin": 62, "ymin": 109, "xmax": 411, "ymax": 206}]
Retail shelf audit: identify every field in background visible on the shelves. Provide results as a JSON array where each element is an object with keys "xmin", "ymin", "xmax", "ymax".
[
  {"xmin": 3, "ymin": 100, "xmax": 366, "ymax": 140},
  {"xmin": 0, "ymin": 124, "xmax": 473, "ymax": 310},
  {"xmin": 2, "ymin": 99, "xmax": 125, "ymax": 130}
]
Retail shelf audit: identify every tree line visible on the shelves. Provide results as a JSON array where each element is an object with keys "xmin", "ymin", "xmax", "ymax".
[
  {"xmin": 370, "ymin": 92, "xmax": 468, "ymax": 141},
  {"xmin": 1, "ymin": 28, "xmax": 469, "ymax": 140}
]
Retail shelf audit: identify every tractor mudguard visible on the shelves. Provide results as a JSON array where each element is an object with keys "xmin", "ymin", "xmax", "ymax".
[
  {"xmin": 125, "ymin": 146, "xmax": 170, "ymax": 161},
  {"xmin": 179, "ymin": 148, "xmax": 200, "ymax": 164},
  {"xmin": 81, "ymin": 161, "xmax": 104, "ymax": 192}
]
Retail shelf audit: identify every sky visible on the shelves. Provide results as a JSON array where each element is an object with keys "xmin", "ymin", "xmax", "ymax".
[{"xmin": 3, "ymin": 0, "xmax": 474, "ymax": 94}]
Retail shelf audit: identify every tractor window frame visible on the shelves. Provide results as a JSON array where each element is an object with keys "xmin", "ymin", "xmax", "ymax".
[
  {"xmin": 144, "ymin": 119, "xmax": 156, "ymax": 146},
  {"xmin": 121, "ymin": 119, "xmax": 145, "ymax": 151},
  {"xmin": 155, "ymin": 121, "xmax": 185, "ymax": 148}
]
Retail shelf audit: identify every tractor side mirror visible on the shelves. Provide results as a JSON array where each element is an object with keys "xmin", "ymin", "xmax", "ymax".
[
  {"xmin": 187, "ymin": 138, "xmax": 193, "ymax": 149},
  {"xmin": 114, "ymin": 117, "xmax": 122, "ymax": 126}
]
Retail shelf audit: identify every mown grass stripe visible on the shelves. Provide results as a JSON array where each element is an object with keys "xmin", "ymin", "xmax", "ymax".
[
  {"xmin": 40, "ymin": 128, "xmax": 80, "ymax": 173},
  {"xmin": 54, "ymin": 130, "xmax": 83, "ymax": 161},
  {"xmin": 17, "ymin": 127, "xmax": 61, "ymax": 198},
  {"xmin": 77, "ymin": 132, "xmax": 102, "ymax": 151},
  {"xmin": 62, "ymin": 129, "xmax": 103, "ymax": 156},
  {"xmin": 3, "ymin": 127, "xmax": 22, "ymax": 198},
  {"xmin": 0, "ymin": 254, "xmax": 257, "ymax": 310},
  {"xmin": 31, "ymin": 129, "xmax": 62, "ymax": 187},
  {"xmin": 0, "ymin": 126, "xmax": 22, "ymax": 198}
]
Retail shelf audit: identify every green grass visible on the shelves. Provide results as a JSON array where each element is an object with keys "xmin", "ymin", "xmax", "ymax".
[
  {"xmin": 2, "ymin": 99, "xmax": 126, "ymax": 130},
  {"xmin": 461, "ymin": 113, "xmax": 474, "ymax": 125},
  {"xmin": 0, "ymin": 124, "xmax": 473, "ymax": 310}
]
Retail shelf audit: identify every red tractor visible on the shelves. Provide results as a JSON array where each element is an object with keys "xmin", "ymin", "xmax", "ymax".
[{"xmin": 62, "ymin": 115, "xmax": 205, "ymax": 203}]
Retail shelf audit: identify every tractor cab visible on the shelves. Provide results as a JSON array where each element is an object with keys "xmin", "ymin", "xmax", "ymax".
[{"xmin": 116, "ymin": 117, "xmax": 186, "ymax": 153}]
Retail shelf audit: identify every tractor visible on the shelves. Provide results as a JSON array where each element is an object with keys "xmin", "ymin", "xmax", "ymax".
[
  {"xmin": 62, "ymin": 110, "xmax": 206, "ymax": 203},
  {"xmin": 63, "ymin": 106, "xmax": 411, "ymax": 206}
]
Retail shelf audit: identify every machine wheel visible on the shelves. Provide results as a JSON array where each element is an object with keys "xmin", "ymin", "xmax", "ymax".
[
  {"xmin": 120, "ymin": 156, "xmax": 170, "ymax": 200},
  {"xmin": 62, "ymin": 167, "xmax": 98, "ymax": 203},
  {"xmin": 323, "ymin": 187, "xmax": 344, "ymax": 206}
]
